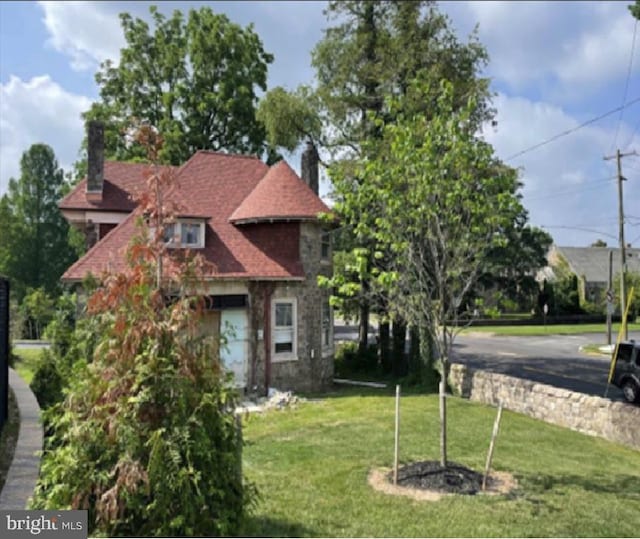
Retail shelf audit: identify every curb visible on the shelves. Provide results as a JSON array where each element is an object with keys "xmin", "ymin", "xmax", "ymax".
[{"xmin": 0, "ymin": 368, "xmax": 43, "ymax": 509}]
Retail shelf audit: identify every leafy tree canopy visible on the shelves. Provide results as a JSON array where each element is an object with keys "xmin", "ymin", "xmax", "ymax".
[{"xmin": 84, "ymin": 5, "xmax": 273, "ymax": 166}]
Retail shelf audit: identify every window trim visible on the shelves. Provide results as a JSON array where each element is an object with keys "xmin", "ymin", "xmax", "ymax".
[{"xmin": 271, "ymin": 297, "xmax": 297, "ymax": 362}]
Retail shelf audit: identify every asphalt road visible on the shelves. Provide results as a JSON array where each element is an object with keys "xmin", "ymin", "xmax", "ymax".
[
  {"xmin": 335, "ymin": 322, "xmax": 639, "ymax": 403},
  {"xmin": 452, "ymin": 332, "xmax": 640, "ymax": 403}
]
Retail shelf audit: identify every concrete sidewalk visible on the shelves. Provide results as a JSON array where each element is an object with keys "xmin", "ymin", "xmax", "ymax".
[{"xmin": 0, "ymin": 368, "xmax": 42, "ymax": 509}]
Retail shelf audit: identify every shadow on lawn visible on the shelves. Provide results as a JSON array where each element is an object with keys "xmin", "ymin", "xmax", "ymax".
[
  {"xmin": 240, "ymin": 515, "xmax": 316, "ymax": 537},
  {"xmin": 525, "ymin": 472, "xmax": 640, "ymax": 498}
]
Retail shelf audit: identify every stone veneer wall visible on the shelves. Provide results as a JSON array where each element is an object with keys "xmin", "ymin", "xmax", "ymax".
[
  {"xmin": 265, "ymin": 222, "xmax": 334, "ymax": 393},
  {"xmin": 449, "ymin": 363, "xmax": 640, "ymax": 451}
]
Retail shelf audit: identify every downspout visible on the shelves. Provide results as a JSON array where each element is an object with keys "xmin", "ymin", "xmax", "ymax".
[{"xmin": 263, "ymin": 282, "xmax": 275, "ymax": 395}]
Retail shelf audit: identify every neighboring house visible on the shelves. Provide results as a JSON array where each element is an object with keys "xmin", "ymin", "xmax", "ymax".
[
  {"xmin": 539, "ymin": 245, "xmax": 640, "ymax": 304},
  {"xmin": 59, "ymin": 122, "xmax": 334, "ymax": 394}
]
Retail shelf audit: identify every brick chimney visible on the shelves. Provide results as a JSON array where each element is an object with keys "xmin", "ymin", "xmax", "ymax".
[
  {"xmin": 86, "ymin": 120, "xmax": 104, "ymax": 201},
  {"xmin": 300, "ymin": 140, "xmax": 319, "ymax": 195}
]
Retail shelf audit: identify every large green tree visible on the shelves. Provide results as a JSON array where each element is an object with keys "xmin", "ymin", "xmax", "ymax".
[
  {"xmin": 85, "ymin": 5, "xmax": 273, "ymax": 165},
  {"xmin": 0, "ymin": 144, "xmax": 77, "ymax": 301},
  {"xmin": 260, "ymin": 1, "xmax": 494, "ymax": 358},
  {"xmin": 478, "ymin": 221, "xmax": 553, "ymax": 312},
  {"xmin": 332, "ymin": 80, "xmax": 524, "ymax": 466}
]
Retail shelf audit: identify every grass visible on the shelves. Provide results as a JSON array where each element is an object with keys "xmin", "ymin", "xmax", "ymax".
[
  {"xmin": 580, "ymin": 344, "xmax": 611, "ymax": 356},
  {"xmin": 241, "ymin": 387, "xmax": 640, "ymax": 537},
  {"xmin": 0, "ymin": 389, "xmax": 20, "ymax": 493},
  {"xmin": 460, "ymin": 321, "xmax": 640, "ymax": 336},
  {"xmin": 11, "ymin": 348, "xmax": 42, "ymax": 385}
]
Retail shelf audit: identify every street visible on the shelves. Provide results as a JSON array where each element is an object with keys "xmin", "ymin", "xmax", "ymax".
[
  {"xmin": 451, "ymin": 332, "xmax": 640, "ymax": 402},
  {"xmin": 335, "ymin": 320, "xmax": 639, "ymax": 403}
]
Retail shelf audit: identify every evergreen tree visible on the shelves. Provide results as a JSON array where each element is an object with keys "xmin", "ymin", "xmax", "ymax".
[{"xmin": 0, "ymin": 144, "xmax": 77, "ymax": 301}]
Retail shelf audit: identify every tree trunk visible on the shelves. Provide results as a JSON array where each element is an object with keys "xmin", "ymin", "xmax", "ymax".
[
  {"xmin": 408, "ymin": 325, "xmax": 420, "ymax": 375},
  {"xmin": 392, "ymin": 318, "xmax": 407, "ymax": 377},
  {"xmin": 379, "ymin": 319, "xmax": 391, "ymax": 373},
  {"xmin": 439, "ymin": 375, "xmax": 447, "ymax": 468},
  {"xmin": 358, "ymin": 286, "xmax": 370, "ymax": 356},
  {"xmin": 417, "ymin": 325, "xmax": 436, "ymax": 386}
]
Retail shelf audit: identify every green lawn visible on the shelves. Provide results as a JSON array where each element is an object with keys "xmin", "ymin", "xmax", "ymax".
[
  {"xmin": 460, "ymin": 321, "xmax": 640, "ymax": 337},
  {"xmin": 11, "ymin": 348, "xmax": 42, "ymax": 385},
  {"xmin": 241, "ymin": 387, "xmax": 640, "ymax": 537}
]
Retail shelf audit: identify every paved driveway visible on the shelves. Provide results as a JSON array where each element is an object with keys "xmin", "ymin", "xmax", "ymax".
[{"xmin": 451, "ymin": 332, "xmax": 640, "ymax": 403}]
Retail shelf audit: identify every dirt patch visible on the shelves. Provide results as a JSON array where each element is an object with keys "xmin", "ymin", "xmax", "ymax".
[{"xmin": 369, "ymin": 461, "xmax": 517, "ymax": 502}]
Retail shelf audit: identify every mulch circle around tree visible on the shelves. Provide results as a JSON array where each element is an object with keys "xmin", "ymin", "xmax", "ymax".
[
  {"xmin": 368, "ymin": 461, "xmax": 517, "ymax": 502},
  {"xmin": 390, "ymin": 461, "xmax": 483, "ymax": 495}
]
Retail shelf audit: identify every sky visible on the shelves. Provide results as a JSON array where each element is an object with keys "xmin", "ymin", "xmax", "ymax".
[{"xmin": 1, "ymin": 0, "xmax": 639, "ymax": 248}]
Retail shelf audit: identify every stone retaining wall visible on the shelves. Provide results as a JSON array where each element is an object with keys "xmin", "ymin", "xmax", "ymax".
[{"xmin": 449, "ymin": 364, "xmax": 640, "ymax": 451}]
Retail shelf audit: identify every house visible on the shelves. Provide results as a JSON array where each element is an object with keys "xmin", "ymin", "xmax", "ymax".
[
  {"xmin": 59, "ymin": 122, "xmax": 334, "ymax": 394},
  {"xmin": 539, "ymin": 245, "xmax": 640, "ymax": 304}
]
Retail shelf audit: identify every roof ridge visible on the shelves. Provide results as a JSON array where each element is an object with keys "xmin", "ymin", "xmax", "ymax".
[{"xmin": 194, "ymin": 149, "xmax": 262, "ymax": 161}]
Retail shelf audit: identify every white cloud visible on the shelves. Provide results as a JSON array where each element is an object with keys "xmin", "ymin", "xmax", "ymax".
[
  {"xmin": 482, "ymin": 93, "xmax": 637, "ymax": 246},
  {"xmin": 38, "ymin": 1, "xmax": 125, "ymax": 71},
  {"xmin": 0, "ymin": 75, "xmax": 92, "ymax": 193},
  {"xmin": 444, "ymin": 1, "xmax": 638, "ymax": 98}
]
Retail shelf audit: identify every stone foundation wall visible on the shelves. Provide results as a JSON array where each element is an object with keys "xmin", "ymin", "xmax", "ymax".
[{"xmin": 449, "ymin": 363, "xmax": 640, "ymax": 451}]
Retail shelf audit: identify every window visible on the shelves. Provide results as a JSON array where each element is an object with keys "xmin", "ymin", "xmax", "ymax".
[
  {"xmin": 272, "ymin": 298, "xmax": 296, "ymax": 360},
  {"xmin": 162, "ymin": 223, "xmax": 176, "ymax": 244},
  {"xmin": 321, "ymin": 231, "xmax": 331, "ymax": 260},
  {"xmin": 322, "ymin": 300, "xmax": 333, "ymax": 352},
  {"xmin": 181, "ymin": 223, "xmax": 201, "ymax": 246},
  {"xmin": 157, "ymin": 219, "xmax": 205, "ymax": 248}
]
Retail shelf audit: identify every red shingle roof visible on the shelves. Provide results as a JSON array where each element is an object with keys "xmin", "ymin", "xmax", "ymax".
[
  {"xmin": 229, "ymin": 160, "xmax": 331, "ymax": 223},
  {"xmin": 59, "ymin": 161, "xmax": 175, "ymax": 212},
  {"xmin": 62, "ymin": 151, "xmax": 324, "ymax": 282}
]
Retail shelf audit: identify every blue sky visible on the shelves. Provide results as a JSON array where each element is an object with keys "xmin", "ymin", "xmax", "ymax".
[{"xmin": 1, "ymin": 1, "xmax": 639, "ymax": 247}]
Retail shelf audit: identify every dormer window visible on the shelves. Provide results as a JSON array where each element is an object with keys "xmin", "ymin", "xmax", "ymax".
[
  {"xmin": 181, "ymin": 223, "xmax": 201, "ymax": 246},
  {"xmin": 157, "ymin": 219, "xmax": 205, "ymax": 248}
]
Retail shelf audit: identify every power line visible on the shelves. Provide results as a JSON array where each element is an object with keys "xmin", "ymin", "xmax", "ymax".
[
  {"xmin": 540, "ymin": 225, "xmax": 617, "ymax": 240},
  {"xmin": 623, "ymin": 115, "xmax": 640, "ymax": 150},
  {"xmin": 524, "ymin": 180, "xmax": 614, "ymax": 202},
  {"xmin": 611, "ymin": 19, "xmax": 638, "ymax": 152},
  {"xmin": 522, "ymin": 174, "xmax": 615, "ymax": 195},
  {"xmin": 505, "ymin": 96, "xmax": 640, "ymax": 162}
]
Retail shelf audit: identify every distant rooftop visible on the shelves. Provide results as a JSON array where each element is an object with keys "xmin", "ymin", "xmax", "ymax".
[{"xmin": 554, "ymin": 245, "xmax": 640, "ymax": 283}]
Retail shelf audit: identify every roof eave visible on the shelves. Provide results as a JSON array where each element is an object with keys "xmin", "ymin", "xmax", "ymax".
[{"xmin": 229, "ymin": 216, "xmax": 318, "ymax": 225}]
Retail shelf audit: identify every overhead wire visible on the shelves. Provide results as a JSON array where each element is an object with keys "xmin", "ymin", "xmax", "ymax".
[
  {"xmin": 623, "ymin": 115, "xmax": 640, "ymax": 150},
  {"xmin": 524, "ymin": 178, "xmax": 616, "ymax": 202},
  {"xmin": 539, "ymin": 225, "xmax": 618, "ymax": 240},
  {"xmin": 505, "ymin": 96, "xmax": 640, "ymax": 162},
  {"xmin": 521, "ymin": 174, "xmax": 616, "ymax": 195},
  {"xmin": 611, "ymin": 18, "xmax": 638, "ymax": 152}
]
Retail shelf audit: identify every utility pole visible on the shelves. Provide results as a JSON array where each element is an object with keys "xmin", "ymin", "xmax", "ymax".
[
  {"xmin": 604, "ymin": 149, "xmax": 637, "ymax": 341},
  {"xmin": 607, "ymin": 249, "xmax": 613, "ymax": 346}
]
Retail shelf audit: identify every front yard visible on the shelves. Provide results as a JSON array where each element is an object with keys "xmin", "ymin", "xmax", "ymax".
[{"xmin": 241, "ymin": 387, "xmax": 640, "ymax": 537}]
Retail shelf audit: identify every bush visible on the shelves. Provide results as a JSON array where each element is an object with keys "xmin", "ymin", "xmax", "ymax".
[
  {"xmin": 335, "ymin": 341, "xmax": 379, "ymax": 376},
  {"xmin": 29, "ymin": 349, "xmax": 64, "ymax": 409}
]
